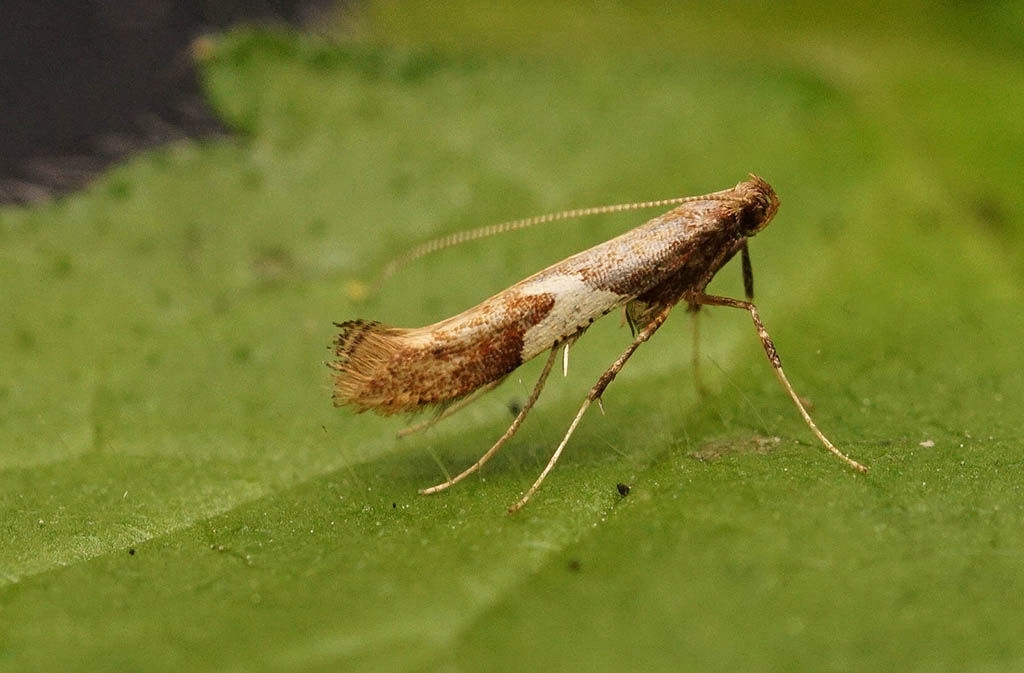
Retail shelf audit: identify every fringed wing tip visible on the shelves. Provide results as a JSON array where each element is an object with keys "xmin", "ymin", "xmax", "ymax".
[{"xmin": 328, "ymin": 319, "xmax": 418, "ymax": 415}]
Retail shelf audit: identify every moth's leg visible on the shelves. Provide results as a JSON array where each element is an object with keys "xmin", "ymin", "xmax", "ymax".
[
  {"xmin": 687, "ymin": 303, "xmax": 707, "ymax": 395},
  {"xmin": 741, "ymin": 241, "xmax": 754, "ymax": 300},
  {"xmin": 508, "ymin": 304, "xmax": 674, "ymax": 514},
  {"xmin": 690, "ymin": 292, "xmax": 868, "ymax": 473},
  {"xmin": 397, "ymin": 378, "xmax": 503, "ymax": 438},
  {"xmin": 420, "ymin": 346, "xmax": 559, "ymax": 496}
]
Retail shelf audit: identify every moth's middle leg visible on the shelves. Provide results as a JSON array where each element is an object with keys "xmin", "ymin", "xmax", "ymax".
[
  {"xmin": 508, "ymin": 304, "xmax": 674, "ymax": 513},
  {"xmin": 687, "ymin": 303, "xmax": 707, "ymax": 395},
  {"xmin": 686, "ymin": 241, "xmax": 754, "ymax": 397}
]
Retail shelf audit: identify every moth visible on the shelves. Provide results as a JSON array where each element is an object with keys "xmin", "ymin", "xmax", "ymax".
[{"xmin": 329, "ymin": 175, "xmax": 867, "ymax": 512}]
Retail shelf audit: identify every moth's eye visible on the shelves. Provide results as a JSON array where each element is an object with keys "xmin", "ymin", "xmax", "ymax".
[{"xmin": 737, "ymin": 203, "xmax": 765, "ymax": 235}]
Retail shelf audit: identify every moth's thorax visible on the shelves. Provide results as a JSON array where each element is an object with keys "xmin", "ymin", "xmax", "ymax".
[{"xmin": 625, "ymin": 176, "xmax": 778, "ymax": 311}]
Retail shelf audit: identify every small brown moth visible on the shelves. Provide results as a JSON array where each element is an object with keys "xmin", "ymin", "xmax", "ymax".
[{"xmin": 329, "ymin": 175, "xmax": 867, "ymax": 513}]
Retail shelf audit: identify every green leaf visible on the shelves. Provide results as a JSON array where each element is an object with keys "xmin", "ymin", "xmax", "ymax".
[{"xmin": 2, "ymin": 3, "xmax": 1023, "ymax": 671}]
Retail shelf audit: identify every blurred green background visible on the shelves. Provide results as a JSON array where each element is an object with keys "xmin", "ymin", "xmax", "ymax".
[{"xmin": 2, "ymin": 2, "xmax": 1023, "ymax": 671}]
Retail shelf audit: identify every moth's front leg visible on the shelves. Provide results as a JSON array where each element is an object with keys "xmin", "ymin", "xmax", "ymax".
[{"xmin": 687, "ymin": 292, "xmax": 868, "ymax": 474}]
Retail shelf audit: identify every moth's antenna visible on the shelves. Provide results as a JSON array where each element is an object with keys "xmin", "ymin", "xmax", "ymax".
[{"xmin": 376, "ymin": 194, "xmax": 710, "ymax": 287}]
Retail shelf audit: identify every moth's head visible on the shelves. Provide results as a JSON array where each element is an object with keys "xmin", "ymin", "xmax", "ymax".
[{"xmin": 734, "ymin": 174, "xmax": 780, "ymax": 236}]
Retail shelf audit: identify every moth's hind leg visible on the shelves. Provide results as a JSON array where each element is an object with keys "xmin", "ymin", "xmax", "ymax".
[
  {"xmin": 397, "ymin": 377, "xmax": 505, "ymax": 439},
  {"xmin": 508, "ymin": 304, "xmax": 674, "ymax": 514},
  {"xmin": 420, "ymin": 346, "xmax": 559, "ymax": 496}
]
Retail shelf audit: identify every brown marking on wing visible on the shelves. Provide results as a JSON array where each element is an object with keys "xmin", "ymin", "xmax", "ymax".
[{"xmin": 331, "ymin": 292, "xmax": 555, "ymax": 414}]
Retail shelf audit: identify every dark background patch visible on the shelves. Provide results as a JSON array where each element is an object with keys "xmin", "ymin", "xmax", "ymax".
[{"xmin": 0, "ymin": 0, "xmax": 335, "ymax": 204}]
